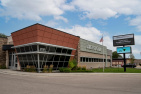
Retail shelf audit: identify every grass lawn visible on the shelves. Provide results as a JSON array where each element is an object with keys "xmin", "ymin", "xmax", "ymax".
[{"xmin": 91, "ymin": 67, "xmax": 141, "ymax": 73}]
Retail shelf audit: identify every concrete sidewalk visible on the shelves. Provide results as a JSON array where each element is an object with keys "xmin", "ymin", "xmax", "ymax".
[{"xmin": 0, "ymin": 69, "xmax": 141, "ymax": 77}]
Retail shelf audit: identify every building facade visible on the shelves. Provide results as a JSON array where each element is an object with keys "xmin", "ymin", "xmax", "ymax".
[{"xmin": 2, "ymin": 23, "xmax": 112, "ymax": 71}]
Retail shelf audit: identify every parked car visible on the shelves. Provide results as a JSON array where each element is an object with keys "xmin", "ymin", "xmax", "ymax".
[{"xmin": 121, "ymin": 63, "xmax": 136, "ymax": 68}]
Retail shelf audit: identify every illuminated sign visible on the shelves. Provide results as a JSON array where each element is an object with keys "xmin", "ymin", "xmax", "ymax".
[
  {"xmin": 86, "ymin": 45, "xmax": 101, "ymax": 52},
  {"xmin": 117, "ymin": 47, "xmax": 132, "ymax": 54},
  {"xmin": 113, "ymin": 34, "xmax": 135, "ymax": 46}
]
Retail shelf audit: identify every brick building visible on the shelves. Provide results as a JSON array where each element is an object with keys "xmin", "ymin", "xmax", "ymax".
[{"xmin": 1, "ymin": 23, "xmax": 112, "ymax": 71}]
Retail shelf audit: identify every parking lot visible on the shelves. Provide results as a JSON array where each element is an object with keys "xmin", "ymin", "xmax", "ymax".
[{"xmin": 0, "ymin": 70, "xmax": 141, "ymax": 94}]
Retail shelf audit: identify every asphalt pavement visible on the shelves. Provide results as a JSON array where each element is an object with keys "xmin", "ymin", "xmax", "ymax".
[{"xmin": 0, "ymin": 69, "xmax": 141, "ymax": 94}]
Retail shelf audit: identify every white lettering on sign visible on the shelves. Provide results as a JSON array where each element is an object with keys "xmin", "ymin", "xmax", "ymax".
[
  {"xmin": 40, "ymin": 48, "xmax": 46, "ymax": 52},
  {"xmin": 86, "ymin": 45, "xmax": 101, "ymax": 52}
]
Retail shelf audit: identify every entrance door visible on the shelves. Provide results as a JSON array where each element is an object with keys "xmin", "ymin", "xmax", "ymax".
[{"xmin": 9, "ymin": 52, "xmax": 17, "ymax": 70}]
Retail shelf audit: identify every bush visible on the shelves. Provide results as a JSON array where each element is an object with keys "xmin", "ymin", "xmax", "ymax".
[
  {"xmin": 0, "ymin": 65, "xmax": 6, "ymax": 69},
  {"xmin": 49, "ymin": 64, "xmax": 53, "ymax": 73},
  {"xmin": 24, "ymin": 65, "xmax": 36, "ymax": 72},
  {"xmin": 68, "ymin": 60, "xmax": 74, "ymax": 69},
  {"xmin": 43, "ymin": 65, "xmax": 48, "ymax": 73},
  {"xmin": 82, "ymin": 65, "xmax": 86, "ymax": 70},
  {"xmin": 68, "ymin": 59, "xmax": 78, "ymax": 70},
  {"xmin": 59, "ymin": 67, "xmax": 71, "ymax": 72}
]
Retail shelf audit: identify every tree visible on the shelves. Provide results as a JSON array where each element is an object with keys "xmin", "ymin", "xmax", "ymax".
[
  {"xmin": 112, "ymin": 51, "xmax": 122, "ymax": 59},
  {"xmin": 129, "ymin": 54, "xmax": 135, "ymax": 64},
  {"xmin": 0, "ymin": 33, "xmax": 7, "ymax": 38}
]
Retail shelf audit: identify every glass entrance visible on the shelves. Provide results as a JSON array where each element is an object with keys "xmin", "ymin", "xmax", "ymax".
[{"xmin": 9, "ymin": 52, "xmax": 17, "ymax": 70}]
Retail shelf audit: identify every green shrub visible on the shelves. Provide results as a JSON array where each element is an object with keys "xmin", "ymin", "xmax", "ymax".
[
  {"xmin": 0, "ymin": 65, "xmax": 6, "ymax": 69},
  {"xmin": 68, "ymin": 60, "xmax": 74, "ymax": 69},
  {"xmin": 82, "ymin": 65, "xmax": 86, "ymax": 70},
  {"xmin": 59, "ymin": 67, "xmax": 71, "ymax": 72},
  {"xmin": 68, "ymin": 59, "xmax": 78, "ymax": 70},
  {"xmin": 77, "ymin": 66, "xmax": 82, "ymax": 70}
]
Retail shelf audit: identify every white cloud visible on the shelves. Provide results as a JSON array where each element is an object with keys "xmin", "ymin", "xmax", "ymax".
[
  {"xmin": 45, "ymin": 20, "xmax": 58, "ymax": 27},
  {"xmin": 0, "ymin": 0, "xmax": 70, "ymax": 21},
  {"xmin": 58, "ymin": 25, "xmax": 115, "ymax": 51},
  {"xmin": 54, "ymin": 16, "xmax": 68, "ymax": 23},
  {"xmin": 71, "ymin": 0, "xmax": 141, "ymax": 20},
  {"xmin": 129, "ymin": 16, "xmax": 141, "ymax": 32}
]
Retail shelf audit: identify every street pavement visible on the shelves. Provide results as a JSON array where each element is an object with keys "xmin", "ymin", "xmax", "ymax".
[{"xmin": 0, "ymin": 69, "xmax": 141, "ymax": 94}]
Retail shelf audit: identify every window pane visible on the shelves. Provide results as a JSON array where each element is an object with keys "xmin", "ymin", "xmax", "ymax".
[
  {"xmin": 54, "ymin": 55, "xmax": 60, "ymax": 61},
  {"xmin": 56, "ymin": 48, "xmax": 62, "ymax": 53},
  {"xmin": 86, "ymin": 58, "xmax": 88, "ymax": 62},
  {"xmin": 46, "ymin": 46, "xmax": 50, "ymax": 52},
  {"xmin": 20, "ymin": 47, "xmax": 25, "ymax": 52},
  {"xmin": 65, "ymin": 56, "xmax": 70, "ymax": 61},
  {"xmin": 16, "ymin": 48, "xmax": 20, "ymax": 53},
  {"xmin": 47, "ymin": 55, "xmax": 54, "ymax": 61},
  {"xmin": 83, "ymin": 57, "xmax": 85, "ymax": 62},
  {"xmin": 67, "ymin": 50, "xmax": 72, "ymax": 54},
  {"xmin": 60, "ymin": 56, "xmax": 65, "ymax": 61},
  {"xmin": 80, "ymin": 57, "xmax": 83, "ymax": 62},
  {"xmin": 25, "ymin": 46, "xmax": 30, "ymax": 52},
  {"xmin": 49, "ymin": 47, "xmax": 56, "ymax": 53},
  {"xmin": 62, "ymin": 49, "xmax": 67, "ymax": 54},
  {"xmin": 31, "ymin": 45, "xmax": 37, "ymax": 51},
  {"xmin": 39, "ymin": 45, "xmax": 46, "ymax": 52}
]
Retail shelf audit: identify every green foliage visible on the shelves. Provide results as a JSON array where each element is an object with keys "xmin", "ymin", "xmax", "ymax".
[
  {"xmin": 91, "ymin": 68, "xmax": 141, "ymax": 73},
  {"xmin": 71, "ymin": 70, "xmax": 93, "ymax": 72},
  {"xmin": 0, "ymin": 65, "xmax": 6, "ymax": 69},
  {"xmin": 82, "ymin": 66, "xmax": 86, "ymax": 70},
  {"xmin": 24, "ymin": 65, "xmax": 36, "ymax": 72},
  {"xmin": 68, "ymin": 59, "xmax": 77, "ymax": 70},
  {"xmin": 0, "ymin": 33, "xmax": 7, "ymax": 38},
  {"xmin": 112, "ymin": 51, "xmax": 122, "ymax": 59},
  {"xmin": 68, "ymin": 60, "xmax": 74, "ymax": 69},
  {"xmin": 59, "ymin": 67, "xmax": 71, "ymax": 72}
]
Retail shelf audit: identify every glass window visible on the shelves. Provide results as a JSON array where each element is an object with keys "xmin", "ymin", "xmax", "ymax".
[
  {"xmin": 46, "ymin": 46, "xmax": 50, "ymax": 52},
  {"xmin": 47, "ymin": 55, "xmax": 54, "ymax": 61},
  {"xmin": 65, "ymin": 56, "xmax": 70, "ymax": 61},
  {"xmin": 49, "ymin": 47, "xmax": 56, "ymax": 53},
  {"xmin": 67, "ymin": 50, "xmax": 72, "ymax": 54},
  {"xmin": 16, "ymin": 48, "xmax": 20, "ymax": 53},
  {"xmin": 60, "ymin": 56, "xmax": 66, "ymax": 61},
  {"xmin": 64, "ymin": 62, "xmax": 68, "ymax": 67},
  {"xmin": 89, "ymin": 58, "xmax": 91, "ymax": 62},
  {"xmin": 39, "ymin": 45, "xmax": 46, "ymax": 52},
  {"xmin": 62, "ymin": 49, "xmax": 67, "ymax": 54},
  {"xmin": 54, "ymin": 55, "xmax": 60, "ymax": 61},
  {"xmin": 86, "ymin": 58, "xmax": 88, "ymax": 62},
  {"xmin": 83, "ymin": 57, "xmax": 85, "ymax": 62},
  {"xmin": 20, "ymin": 47, "xmax": 25, "ymax": 52},
  {"xmin": 25, "ymin": 46, "xmax": 30, "ymax": 52},
  {"xmin": 56, "ymin": 48, "xmax": 62, "ymax": 53},
  {"xmin": 31, "ymin": 45, "xmax": 37, "ymax": 51},
  {"xmin": 80, "ymin": 57, "xmax": 83, "ymax": 62}
]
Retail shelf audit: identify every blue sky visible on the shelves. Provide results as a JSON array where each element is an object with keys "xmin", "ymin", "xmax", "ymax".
[{"xmin": 0, "ymin": 0, "xmax": 141, "ymax": 59}]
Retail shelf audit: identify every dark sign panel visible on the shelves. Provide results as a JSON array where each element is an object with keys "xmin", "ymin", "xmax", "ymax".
[
  {"xmin": 113, "ymin": 34, "xmax": 135, "ymax": 46},
  {"xmin": 117, "ymin": 46, "xmax": 132, "ymax": 54}
]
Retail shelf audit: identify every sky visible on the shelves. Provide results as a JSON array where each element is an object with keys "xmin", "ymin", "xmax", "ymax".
[{"xmin": 0, "ymin": 0, "xmax": 141, "ymax": 59}]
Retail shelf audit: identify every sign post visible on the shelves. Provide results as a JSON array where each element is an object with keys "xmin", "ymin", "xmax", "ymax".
[{"xmin": 113, "ymin": 34, "xmax": 135, "ymax": 72}]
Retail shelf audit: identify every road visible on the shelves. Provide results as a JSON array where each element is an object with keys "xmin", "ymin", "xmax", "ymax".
[{"xmin": 0, "ymin": 72, "xmax": 141, "ymax": 94}]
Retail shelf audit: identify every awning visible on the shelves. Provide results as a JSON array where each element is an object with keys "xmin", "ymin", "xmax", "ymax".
[{"xmin": 2, "ymin": 45, "xmax": 14, "ymax": 51}]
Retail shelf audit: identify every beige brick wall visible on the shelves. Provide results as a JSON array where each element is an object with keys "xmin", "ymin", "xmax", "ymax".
[
  {"xmin": 78, "ymin": 62, "xmax": 111, "ymax": 69},
  {"xmin": 78, "ymin": 51, "xmax": 111, "ymax": 69},
  {"xmin": 0, "ymin": 37, "xmax": 7, "ymax": 65}
]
